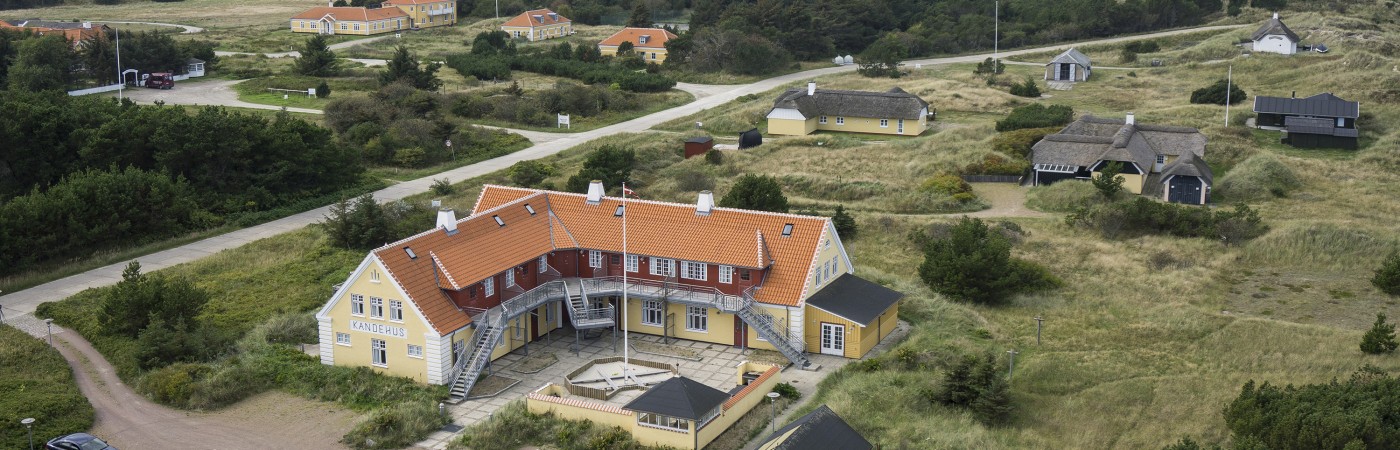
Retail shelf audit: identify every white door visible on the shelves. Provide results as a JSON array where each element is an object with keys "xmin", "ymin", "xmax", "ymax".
[{"xmin": 820, "ymin": 323, "xmax": 845, "ymax": 356}]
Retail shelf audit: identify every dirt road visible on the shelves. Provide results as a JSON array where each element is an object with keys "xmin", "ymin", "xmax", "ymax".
[
  {"xmin": 46, "ymin": 324, "xmax": 358, "ymax": 450},
  {"xmin": 111, "ymin": 79, "xmax": 323, "ymax": 115}
]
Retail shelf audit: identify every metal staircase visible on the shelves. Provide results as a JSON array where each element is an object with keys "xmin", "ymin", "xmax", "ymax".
[
  {"xmin": 736, "ymin": 300, "xmax": 811, "ymax": 368},
  {"xmin": 446, "ymin": 309, "xmax": 503, "ymax": 403}
]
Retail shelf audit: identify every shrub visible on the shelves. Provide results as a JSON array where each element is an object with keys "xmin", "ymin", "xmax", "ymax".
[
  {"xmin": 772, "ymin": 382, "xmax": 801, "ymax": 399},
  {"xmin": 101, "ymin": 262, "xmax": 209, "ymax": 339},
  {"xmin": 1091, "ymin": 161, "xmax": 1126, "ymax": 199},
  {"xmin": 431, "ymin": 178, "xmax": 454, "ymax": 195},
  {"xmin": 1215, "ymin": 153, "xmax": 1300, "ymax": 201},
  {"xmin": 719, "ymin": 174, "xmax": 789, "ymax": 213},
  {"xmin": 962, "ymin": 153, "xmax": 1030, "ymax": 176},
  {"xmin": 1069, "ymin": 198, "xmax": 1268, "ymax": 243},
  {"xmin": 317, "ymin": 80, "xmax": 331, "ymax": 98},
  {"xmin": 995, "ymin": 104, "xmax": 1073, "ymax": 132},
  {"xmin": 1026, "ymin": 180, "xmax": 1102, "ymax": 213},
  {"xmin": 920, "ymin": 174, "xmax": 972, "ymax": 196},
  {"xmin": 704, "ymin": 148, "xmax": 724, "ymax": 165},
  {"xmin": 139, "ymin": 363, "xmax": 213, "ymax": 406},
  {"xmin": 1009, "ymin": 77, "xmax": 1041, "ymax": 98},
  {"xmin": 1190, "ymin": 79, "xmax": 1247, "ymax": 105},
  {"xmin": 321, "ymin": 194, "xmax": 392, "ymax": 250},
  {"xmin": 832, "ymin": 205, "xmax": 858, "ymax": 240},
  {"xmin": 1375, "ymin": 251, "xmax": 1400, "ymax": 296},
  {"xmin": 1224, "ymin": 366, "xmax": 1400, "ymax": 450},
  {"xmin": 509, "ymin": 160, "xmax": 555, "ymax": 188},
  {"xmin": 974, "ymin": 57, "xmax": 1005, "ymax": 75},
  {"xmin": 992, "ymin": 127, "xmax": 1060, "ymax": 158},
  {"xmin": 674, "ymin": 169, "xmax": 715, "ymax": 192},
  {"xmin": 915, "ymin": 217, "xmax": 1060, "ymax": 304},
  {"xmin": 1120, "ymin": 48, "xmax": 1139, "ymax": 63},
  {"xmin": 565, "ymin": 145, "xmax": 636, "ymax": 193},
  {"xmin": 1361, "ymin": 313, "xmax": 1398, "ymax": 354},
  {"xmin": 1124, "ymin": 40, "xmax": 1160, "ymax": 53},
  {"xmin": 935, "ymin": 353, "xmax": 1012, "ymax": 425}
]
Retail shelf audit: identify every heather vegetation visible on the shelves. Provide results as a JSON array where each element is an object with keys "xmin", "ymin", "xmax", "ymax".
[{"xmin": 0, "ymin": 325, "xmax": 94, "ymax": 450}]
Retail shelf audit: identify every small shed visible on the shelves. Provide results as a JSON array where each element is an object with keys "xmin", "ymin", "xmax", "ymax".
[
  {"xmin": 185, "ymin": 58, "xmax": 206, "ymax": 77},
  {"xmin": 1251, "ymin": 12, "xmax": 1300, "ymax": 55},
  {"xmin": 1044, "ymin": 48, "xmax": 1091, "ymax": 82},
  {"xmin": 1160, "ymin": 151, "xmax": 1213, "ymax": 205},
  {"xmin": 683, "ymin": 136, "xmax": 713, "ymax": 159},
  {"xmin": 738, "ymin": 128, "xmax": 762, "ymax": 149}
]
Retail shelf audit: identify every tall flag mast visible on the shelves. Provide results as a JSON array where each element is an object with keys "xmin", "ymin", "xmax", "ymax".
[{"xmin": 621, "ymin": 182, "xmax": 629, "ymax": 377}]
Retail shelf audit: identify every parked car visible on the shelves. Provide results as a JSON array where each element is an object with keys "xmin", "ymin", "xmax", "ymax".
[
  {"xmin": 1314, "ymin": 43, "xmax": 1330, "ymax": 53},
  {"xmin": 143, "ymin": 72, "xmax": 174, "ymax": 89},
  {"xmin": 45, "ymin": 433, "xmax": 117, "ymax": 450}
]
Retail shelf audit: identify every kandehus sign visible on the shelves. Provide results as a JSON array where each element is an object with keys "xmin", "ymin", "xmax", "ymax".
[{"xmin": 350, "ymin": 320, "xmax": 407, "ymax": 338}]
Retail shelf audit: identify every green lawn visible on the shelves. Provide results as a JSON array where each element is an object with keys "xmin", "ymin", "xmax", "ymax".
[{"xmin": 0, "ymin": 325, "xmax": 94, "ymax": 450}]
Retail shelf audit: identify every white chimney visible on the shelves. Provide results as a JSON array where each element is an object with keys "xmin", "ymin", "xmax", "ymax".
[
  {"xmin": 436, "ymin": 208, "xmax": 457, "ymax": 233},
  {"xmin": 1273, "ymin": 12, "xmax": 1279, "ymax": 20},
  {"xmin": 586, "ymin": 180, "xmax": 604, "ymax": 205},
  {"xmin": 82, "ymin": 22, "xmax": 91, "ymax": 29},
  {"xmin": 696, "ymin": 190, "xmax": 714, "ymax": 216},
  {"xmin": 327, "ymin": 0, "xmax": 333, "ymax": 6},
  {"xmin": 1125, "ymin": 112, "xmax": 1135, "ymax": 125},
  {"xmin": 807, "ymin": 81, "xmax": 816, "ymax": 96}
]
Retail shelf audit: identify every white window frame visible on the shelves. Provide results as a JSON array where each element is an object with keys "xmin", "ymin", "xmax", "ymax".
[
  {"xmin": 335, "ymin": 332, "xmax": 351, "ymax": 346},
  {"xmin": 836, "ymin": 116, "xmax": 845, "ymax": 125},
  {"xmin": 538, "ymin": 255, "xmax": 548, "ymax": 273},
  {"xmin": 880, "ymin": 119, "xmax": 889, "ymax": 128},
  {"xmin": 626, "ymin": 254, "xmax": 639, "ymax": 272},
  {"xmin": 719, "ymin": 265, "xmax": 733, "ymax": 284},
  {"xmin": 686, "ymin": 306, "xmax": 708, "ymax": 332},
  {"xmin": 389, "ymin": 300, "xmax": 403, "ymax": 322},
  {"xmin": 819, "ymin": 116, "xmax": 827, "ymax": 124},
  {"xmin": 1156, "ymin": 154, "xmax": 1168, "ymax": 164},
  {"xmin": 371, "ymin": 339, "xmax": 387, "ymax": 367},
  {"xmin": 370, "ymin": 270, "xmax": 380, "ymax": 283},
  {"xmin": 351, "ymin": 294, "xmax": 365, "ymax": 316},
  {"xmin": 406, "ymin": 344, "xmax": 424, "ymax": 358},
  {"xmin": 505, "ymin": 268, "xmax": 516, "ymax": 287},
  {"xmin": 484, "ymin": 278, "xmax": 495, "ymax": 297},
  {"xmin": 637, "ymin": 412, "xmax": 688, "ymax": 432},
  {"xmin": 589, "ymin": 250, "xmax": 602, "ymax": 268},
  {"xmin": 681, "ymin": 261, "xmax": 707, "ymax": 281},
  {"xmin": 649, "ymin": 258, "xmax": 675, "ymax": 277},
  {"xmin": 642, "ymin": 300, "xmax": 664, "ymax": 326},
  {"xmin": 370, "ymin": 297, "xmax": 384, "ymax": 319},
  {"xmin": 898, "ymin": 119, "xmax": 904, "ymax": 133},
  {"xmin": 1337, "ymin": 117, "xmax": 1345, "ymax": 127}
]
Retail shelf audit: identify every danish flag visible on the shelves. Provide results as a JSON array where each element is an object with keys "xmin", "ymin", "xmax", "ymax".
[{"xmin": 622, "ymin": 186, "xmax": 639, "ymax": 198}]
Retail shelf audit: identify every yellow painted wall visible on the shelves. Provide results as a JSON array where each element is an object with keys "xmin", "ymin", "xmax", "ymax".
[
  {"xmin": 801, "ymin": 224, "xmax": 847, "ymax": 299},
  {"xmin": 326, "ymin": 259, "xmax": 439, "ymax": 382},
  {"xmin": 393, "ymin": 1, "xmax": 456, "ymax": 28},
  {"xmin": 695, "ymin": 363, "xmax": 781, "ymax": 448},
  {"xmin": 813, "ymin": 115, "xmax": 925, "ymax": 136},
  {"xmin": 1091, "ymin": 170, "xmax": 1147, "ymax": 194},
  {"xmin": 501, "ymin": 23, "xmax": 571, "ymax": 41},
  {"xmin": 767, "ymin": 118, "xmax": 814, "ymax": 136},
  {"xmin": 804, "ymin": 307, "xmax": 860, "ymax": 359},
  {"xmin": 599, "ymin": 46, "xmax": 669, "ymax": 63},
  {"xmin": 488, "ymin": 302, "xmax": 563, "ymax": 360},
  {"xmin": 289, "ymin": 19, "xmax": 403, "ymax": 35},
  {"xmin": 618, "ymin": 298, "xmax": 783, "ymax": 352}
]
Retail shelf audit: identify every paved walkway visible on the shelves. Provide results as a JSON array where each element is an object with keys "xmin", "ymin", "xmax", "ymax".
[{"xmin": 100, "ymin": 20, "xmax": 205, "ymax": 34}]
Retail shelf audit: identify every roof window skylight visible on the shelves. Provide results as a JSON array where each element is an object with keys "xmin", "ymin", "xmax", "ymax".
[
  {"xmin": 404, "ymin": 246, "xmax": 417, "ymax": 259},
  {"xmin": 782, "ymin": 224, "xmax": 794, "ymax": 237},
  {"xmin": 614, "ymin": 205, "xmax": 625, "ymax": 217},
  {"xmin": 525, "ymin": 204, "xmax": 536, "ymax": 215},
  {"xmin": 493, "ymin": 215, "xmax": 505, "ymax": 226}
]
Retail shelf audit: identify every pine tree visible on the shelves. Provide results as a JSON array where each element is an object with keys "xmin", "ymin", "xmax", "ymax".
[
  {"xmin": 1373, "ymin": 250, "xmax": 1400, "ymax": 296},
  {"xmin": 1092, "ymin": 161, "xmax": 1126, "ymax": 199},
  {"xmin": 294, "ymin": 35, "xmax": 338, "ymax": 77},
  {"xmin": 936, "ymin": 354, "xmax": 979, "ymax": 406},
  {"xmin": 1361, "ymin": 313, "xmax": 1398, "ymax": 354},
  {"xmin": 832, "ymin": 205, "xmax": 858, "ymax": 240},
  {"xmin": 719, "ymin": 174, "xmax": 789, "ymax": 213},
  {"xmin": 971, "ymin": 376, "xmax": 1013, "ymax": 425},
  {"xmin": 627, "ymin": 2, "xmax": 651, "ymax": 27},
  {"xmin": 380, "ymin": 45, "xmax": 441, "ymax": 91}
]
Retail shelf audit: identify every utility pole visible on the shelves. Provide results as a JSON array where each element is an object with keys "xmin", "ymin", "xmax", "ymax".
[
  {"xmin": 1033, "ymin": 316, "xmax": 1044, "ymax": 345},
  {"xmin": 115, "ymin": 27, "xmax": 123, "ymax": 101},
  {"xmin": 1224, "ymin": 64, "xmax": 1233, "ymax": 127},
  {"xmin": 1007, "ymin": 349, "xmax": 1018, "ymax": 379},
  {"xmin": 994, "ymin": 0, "xmax": 999, "ymax": 62}
]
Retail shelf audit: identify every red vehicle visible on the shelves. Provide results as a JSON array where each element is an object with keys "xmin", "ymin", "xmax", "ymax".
[{"xmin": 144, "ymin": 72, "xmax": 174, "ymax": 89}]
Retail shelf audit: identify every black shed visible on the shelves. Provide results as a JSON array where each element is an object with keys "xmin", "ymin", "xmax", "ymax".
[{"xmin": 738, "ymin": 128, "xmax": 763, "ymax": 149}]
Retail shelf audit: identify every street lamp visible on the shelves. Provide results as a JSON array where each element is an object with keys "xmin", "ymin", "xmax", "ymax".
[
  {"xmin": 21, "ymin": 417, "xmax": 35, "ymax": 450},
  {"xmin": 45, "ymin": 318, "xmax": 53, "ymax": 345},
  {"xmin": 766, "ymin": 392, "xmax": 781, "ymax": 433},
  {"xmin": 445, "ymin": 139, "xmax": 453, "ymax": 160}
]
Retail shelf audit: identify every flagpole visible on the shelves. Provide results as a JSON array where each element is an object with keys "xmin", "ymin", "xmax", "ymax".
[
  {"xmin": 1224, "ymin": 64, "xmax": 1233, "ymax": 127},
  {"xmin": 621, "ymin": 182, "xmax": 629, "ymax": 379}
]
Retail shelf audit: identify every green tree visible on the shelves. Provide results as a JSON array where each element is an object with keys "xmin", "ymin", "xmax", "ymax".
[
  {"xmin": 719, "ymin": 174, "xmax": 789, "ymax": 213},
  {"xmin": 917, "ymin": 216, "xmax": 1058, "ymax": 304},
  {"xmin": 565, "ymin": 145, "xmax": 636, "ymax": 193},
  {"xmin": 832, "ymin": 205, "xmax": 858, "ymax": 240},
  {"xmin": 294, "ymin": 35, "xmax": 339, "ymax": 76},
  {"xmin": 1361, "ymin": 313, "xmax": 1398, "ymax": 354},
  {"xmin": 1009, "ymin": 77, "xmax": 1041, "ymax": 98},
  {"xmin": 971, "ymin": 376, "xmax": 1013, "ymax": 425},
  {"xmin": 626, "ymin": 2, "xmax": 651, "ymax": 27},
  {"xmin": 1373, "ymin": 250, "xmax": 1400, "ymax": 296},
  {"xmin": 617, "ymin": 40, "xmax": 635, "ymax": 55},
  {"xmin": 380, "ymin": 45, "xmax": 442, "ymax": 91},
  {"xmin": 857, "ymin": 33, "xmax": 906, "ymax": 78},
  {"xmin": 99, "ymin": 261, "xmax": 210, "ymax": 339},
  {"xmin": 8, "ymin": 35, "xmax": 75, "ymax": 91},
  {"xmin": 509, "ymin": 160, "xmax": 555, "ymax": 188},
  {"xmin": 1190, "ymin": 79, "xmax": 1247, "ymax": 105},
  {"xmin": 316, "ymin": 80, "xmax": 331, "ymax": 98},
  {"xmin": 1092, "ymin": 161, "xmax": 1126, "ymax": 199},
  {"xmin": 471, "ymin": 31, "xmax": 511, "ymax": 55},
  {"xmin": 936, "ymin": 354, "xmax": 979, "ymax": 406},
  {"xmin": 323, "ymin": 194, "xmax": 392, "ymax": 250}
]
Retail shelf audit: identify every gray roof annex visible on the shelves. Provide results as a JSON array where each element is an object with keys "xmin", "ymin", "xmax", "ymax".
[
  {"xmin": 1254, "ymin": 93, "xmax": 1359, "ymax": 119},
  {"xmin": 1047, "ymin": 48, "xmax": 1091, "ymax": 68},
  {"xmin": 1031, "ymin": 116, "xmax": 1207, "ymax": 170},
  {"xmin": 1252, "ymin": 15, "xmax": 1300, "ymax": 42}
]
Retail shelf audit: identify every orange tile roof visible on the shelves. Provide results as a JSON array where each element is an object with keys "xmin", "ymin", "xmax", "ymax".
[
  {"xmin": 378, "ymin": 185, "xmax": 831, "ymax": 334},
  {"xmin": 501, "ymin": 9, "xmax": 571, "ymax": 28},
  {"xmin": 382, "ymin": 0, "xmax": 448, "ymax": 5},
  {"xmin": 597, "ymin": 27, "xmax": 676, "ymax": 50},
  {"xmin": 291, "ymin": 6, "xmax": 407, "ymax": 22}
]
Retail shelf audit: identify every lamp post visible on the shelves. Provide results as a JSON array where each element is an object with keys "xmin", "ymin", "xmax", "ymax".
[
  {"xmin": 45, "ymin": 318, "xmax": 53, "ymax": 345},
  {"xmin": 766, "ymin": 392, "xmax": 781, "ymax": 433},
  {"xmin": 445, "ymin": 139, "xmax": 453, "ymax": 160},
  {"xmin": 21, "ymin": 418, "xmax": 35, "ymax": 450}
]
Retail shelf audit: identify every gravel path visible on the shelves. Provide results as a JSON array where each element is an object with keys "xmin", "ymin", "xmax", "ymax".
[
  {"xmin": 109, "ymin": 79, "xmax": 324, "ymax": 114},
  {"xmin": 961, "ymin": 183, "xmax": 1051, "ymax": 219}
]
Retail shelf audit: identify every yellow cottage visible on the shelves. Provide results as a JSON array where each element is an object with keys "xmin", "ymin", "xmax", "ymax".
[
  {"xmin": 500, "ymin": 8, "xmax": 572, "ymax": 41},
  {"xmin": 1029, "ymin": 113, "xmax": 1211, "ymax": 204},
  {"xmin": 382, "ymin": 0, "xmax": 457, "ymax": 29},
  {"xmin": 289, "ymin": 6, "xmax": 409, "ymax": 35},
  {"xmin": 316, "ymin": 183, "xmax": 902, "ymax": 402},
  {"xmin": 598, "ymin": 27, "xmax": 676, "ymax": 63},
  {"xmin": 766, "ymin": 82, "xmax": 930, "ymax": 136}
]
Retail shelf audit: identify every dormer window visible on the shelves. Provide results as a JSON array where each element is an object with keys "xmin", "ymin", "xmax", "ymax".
[
  {"xmin": 493, "ymin": 215, "xmax": 505, "ymax": 226},
  {"xmin": 639, "ymin": 35, "xmax": 649, "ymax": 45},
  {"xmin": 781, "ymin": 224, "xmax": 794, "ymax": 237},
  {"xmin": 525, "ymin": 204, "xmax": 536, "ymax": 215},
  {"xmin": 404, "ymin": 246, "xmax": 417, "ymax": 259}
]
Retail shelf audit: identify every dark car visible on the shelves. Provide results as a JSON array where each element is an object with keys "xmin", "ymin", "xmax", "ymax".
[{"xmin": 45, "ymin": 433, "xmax": 117, "ymax": 450}]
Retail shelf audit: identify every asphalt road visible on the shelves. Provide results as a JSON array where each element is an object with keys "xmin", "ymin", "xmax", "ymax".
[{"xmin": 0, "ymin": 22, "xmax": 1244, "ymax": 450}]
